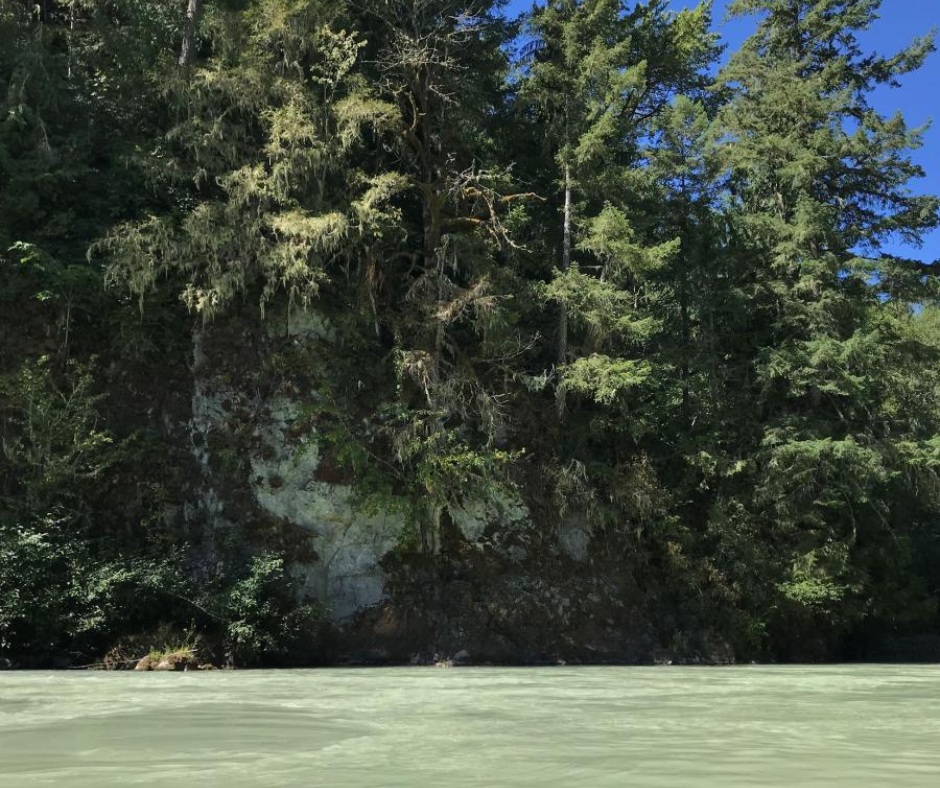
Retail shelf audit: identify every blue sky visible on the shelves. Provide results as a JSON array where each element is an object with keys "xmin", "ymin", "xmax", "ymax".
[{"xmin": 503, "ymin": 0, "xmax": 940, "ymax": 263}]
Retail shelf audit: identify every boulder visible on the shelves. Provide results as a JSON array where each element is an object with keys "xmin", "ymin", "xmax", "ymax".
[
  {"xmin": 133, "ymin": 656, "xmax": 154, "ymax": 671},
  {"xmin": 152, "ymin": 652, "xmax": 199, "ymax": 671}
]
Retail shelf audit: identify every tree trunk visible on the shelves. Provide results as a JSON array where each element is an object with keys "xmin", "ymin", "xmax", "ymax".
[
  {"xmin": 679, "ymin": 269, "xmax": 690, "ymax": 415},
  {"xmin": 559, "ymin": 160, "xmax": 572, "ymax": 362},
  {"xmin": 679, "ymin": 209, "xmax": 691, "ymax": 417},
  {"xmin": 67, "ymin": 1, "xmax": 76, "ymax": 80},
  {"xmin": 556, "ymin": 160, "xmax": 573, "ymax": 416},
  {"xmin": 179, "ymin": 0, "xmax": 202, "ymax": 67}
]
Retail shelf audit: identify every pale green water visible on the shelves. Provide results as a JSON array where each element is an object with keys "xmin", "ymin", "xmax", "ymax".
[{"xmin": 1, "ymin": 667, "xmax": 939, "ymax": 787}]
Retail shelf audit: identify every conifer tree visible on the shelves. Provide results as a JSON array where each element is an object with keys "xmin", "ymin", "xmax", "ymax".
[
  {"xmin": 708, "ymin": 0, "xmax": 940, "ymax": 652},
  {"xmin": 512, "ymin": 0, "xmax": 718, "ymax": 565},
  {"xmin": 345, "ymin": 0, "xmax": 526, "ymax": 552},
  {"xmin": 101, "ymin": 0, "xmax": 370, "ymax": 318},
  {"xmin": 3, "ymin": 0, "xmax": 940, "ymax": 664},
  {"xmin": 519, "ymin": 0, "xmax": 716, "ymax": 417}
]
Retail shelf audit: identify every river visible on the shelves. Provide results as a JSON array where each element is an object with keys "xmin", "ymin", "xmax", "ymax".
[{"xmin": 1, "ymin": 666, "xmax": 938, "ymax": 786}]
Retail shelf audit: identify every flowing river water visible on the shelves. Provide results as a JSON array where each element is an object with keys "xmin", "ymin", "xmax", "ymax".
[{"xmin": 1, "ymin": 666, "xmax": 939, "ymax": 787}]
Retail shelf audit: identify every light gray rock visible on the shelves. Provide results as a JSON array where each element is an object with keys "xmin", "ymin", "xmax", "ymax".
[
  {"xmin": 557, "ymin": 514, "xmax": 592, "ymax": 561},
  {"xmin": 249, "ymin": 397, "xmax": 401, "ymax": 621},
  {"xmin": 450, "ymin": 495, "xmax": 530, "ymax": 545}
]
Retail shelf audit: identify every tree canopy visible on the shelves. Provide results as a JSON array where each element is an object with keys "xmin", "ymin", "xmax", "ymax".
[{"xmin": 1, "ymin": 0, "xmax": 938, "ymax": 666}]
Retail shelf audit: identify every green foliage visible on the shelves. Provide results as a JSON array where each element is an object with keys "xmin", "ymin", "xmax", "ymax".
[
  {"xmin": 0, "ymin": 515, "xmax": 154, "ymax": 658},
  {"xmin": 148, "ymin": 632, "xmax": 200, "ymax": 665},
  {"xmin": 386, "ymin": 408, "xmax": 519, "ymax": 504},
  {"xmin": 0, "ymin": 356, "xmax": 115, "ymax": 512},
  {"xmin": 221, "ymin": 554, "xmax": 319, "ymax": 667},
  {"xmin": 578, "ymin": 205, "xmax": 679, "ymax": 280},
  {"xmin": 0, "ymin": 356, "xmax": 159, "ymax": 660},
  {"xmin": 96, "ymin": 1, "xmax": 370, "ymax": 319},
  {"xmin": 561, "ymin": 354, "xmax": 652, "ymax": 404},
  {"xmin": 1, "ymin": 0, "xmax": 939, "ymax": 665}
]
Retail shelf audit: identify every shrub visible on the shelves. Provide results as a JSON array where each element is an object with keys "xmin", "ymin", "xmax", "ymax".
[{"xmin": 221, "ymin": 554, "xmax": 320, "ymax": 666}]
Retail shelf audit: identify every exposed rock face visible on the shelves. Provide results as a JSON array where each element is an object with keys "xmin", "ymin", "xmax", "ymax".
[
  {"xmin": 450, "ymin": 497, "xmax": 529, "ymax": 544},
  {"xmin": 249, "ymin": 396, "xmax": 400, "ymax": 621},
  {"xmin": 557, "ymin": 514, "xmax": 593, "ymax": 561},
  {"xmin": 180, "ymin": 313, "xmax": 725, "ymax": 666},
  {"xmin": 186, "ymin": 315, "xmax": 410, "ymax": 629},
  {"xmin": 185, "ymin": 327, "xmax": 238, "ymax": 551}
]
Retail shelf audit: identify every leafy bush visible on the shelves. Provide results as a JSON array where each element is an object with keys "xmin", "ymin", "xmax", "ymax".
[
  {"xmin": 0, "ymin": 359, "xmax": 320, "ymax": 666},
  {"xmin": 0, "ymin": 356, "xmax": 117, "ymax": 515},
  {"xmin": 220, "ymin": 554, "xmax": 320, "ymax": 666},
  {"xmin": 0, "ymin": 514, "xmax": 166, "ymax": 662}
]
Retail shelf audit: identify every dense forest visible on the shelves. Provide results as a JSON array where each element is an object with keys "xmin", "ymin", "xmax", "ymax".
[{"xmin": 1, "ymin": 0, "xmax": 939, "ymax": 669}]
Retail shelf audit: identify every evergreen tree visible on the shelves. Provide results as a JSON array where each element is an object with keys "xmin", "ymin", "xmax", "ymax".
[
  {"xmin": 707, "ymin": 0, "xmax": 940, "ymax": 655},
  {"xmin": 2, "ymin": 0, "xmax": 940, "ymax": 665},
  {"xmin": 518, "ymin": 0, "xmax": 716, "ymax": 413},
  {"xmin": 100, "ymin": 0, "xmax": 370, "ymax": 318},
  {"xmin": 339, "ymin": 0, "xmax": 527, "ymax": 552}
]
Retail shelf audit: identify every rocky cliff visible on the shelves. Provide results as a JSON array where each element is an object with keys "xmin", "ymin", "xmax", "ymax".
[{"xmin": 174, "ymin": 308, "xmax": 733, "ymax": 666}]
